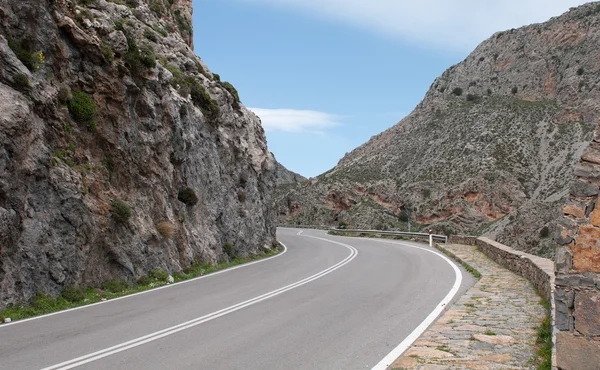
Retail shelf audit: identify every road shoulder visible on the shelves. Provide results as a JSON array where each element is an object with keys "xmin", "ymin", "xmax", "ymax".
[{"xmin": 390, "ymin": 243, "xmax": 546, "ymax": 369}]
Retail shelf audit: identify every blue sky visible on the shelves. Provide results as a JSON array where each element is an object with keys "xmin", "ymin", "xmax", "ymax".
[{"xmin": 193, "ymin": 0, "xmax": 587, "ymax": 177}]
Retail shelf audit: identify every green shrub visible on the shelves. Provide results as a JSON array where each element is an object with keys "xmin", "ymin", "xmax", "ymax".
[
  {"xmin": 137, "ymin": 275, "xmax": 152, "ymax": 286},
  {"xmin": 61, "ymin": 285, "xmax": 85, "ymax": 302},
  {"xmin": 540, "ymin": 226, "xmax": 550, "ymax": 238},
  {"xmin": 76, "ymin": 9, "xmax": 94, "ymax": 23},
  {"xmin": 7, "ymin": 39, "xmax": 39, "ymax": 71},
  {"xmin": 144, "ymin": 28, "xmax": 158, "ymax": 42},
  {"xmin": 86, "ymin": 121, "xmax": 97, "ymax": 132},
  {"xmin": 220, "ymin": 81, "xmax": 240, "ymax": 102},
  {"xmin": 31, "ymin": 292, "xmax": 54, "ymax": 310},
  {"xmin": 452, "ymin": 87, "xmax": 463, "ymax": 96},
  {"xmin": 223, "ymin": 243, "xmax": 235, "ymax": 258},
  {"xmin": 102, "ymin": 279, "xmax": 129, "ymax": 293},
  {"xmin": 212, "ymin": 73, "xmax": 221, "ymax": 82},
  {"xmin": 238, "ymin": 189, "xmax": 247, "ymax": 202},
  {"xmin": 13, "ymin": 73, "xmax": 30, "ymax": 88},
  {"xmin": 190, "ymin": 84, "xmax": 218, "ymax": 119},
  {"xmin": 152, "ymin": 25, "xmax": 168, "ymax": 37},
  {"xmin": 149, "ymin": 0, "xmax": 162, "ymax": 16},
  {"xmin": 577, "ymin": 67, "xmax": 584, "ymax": 76},
  {"xmin": 68, "ymin": 91, "xmax": 95, "ymax": 123},
  {"xmin": 114, "ymin": 18, "xmax": 127, "ymax": 31},
  {"xmin": 78, "ymin": 0, "xmax": 94, "ymax": 5},
  {"xmin": 466, "ymin": 94, "xmax": 480, "ymax": 103},
  {"xmin": 399, "ymin": 210, "xmax": 410, "ymax": 222},
  {"xmin": 125, "ymin": 38, "xmax": 156, "ymax": 75},
  {"xmin": 103, "ymin": 156, "xmax": 114, "ymax": 180},
  {"xmin": 149, "ymin": 268, "xmax": 168, "ymax": 282},
  {"xmin": 177, "ymin": 187, "xmax": 198, "ymax": 206},
  {"xmin": 174, "ymin": 9, "xmax": 192, "ymax": 36},
  {"xmin": 511, "ymin": 86, "xmax": 518, "ymax": 94},
  {"xmin": 110, "ymin": 199, "xmax": 131, "ymax": 222},
  {"xmin": 102, "ymin": 43, "xmax": 114, "ymax": 63},
  {"xmin": 166, "ymin": 64, "xmax": 219, "ymax": 120}
]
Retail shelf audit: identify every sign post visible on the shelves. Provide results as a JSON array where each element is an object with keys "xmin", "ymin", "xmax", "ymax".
[{"xmin": 429, "ymin": 229, "xmax": 433, "ymax": 247}]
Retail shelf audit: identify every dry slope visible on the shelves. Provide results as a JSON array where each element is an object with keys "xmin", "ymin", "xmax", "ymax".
[{"xmin": 277, "ymin": 2, "xmax": 600, "ymax": 257}]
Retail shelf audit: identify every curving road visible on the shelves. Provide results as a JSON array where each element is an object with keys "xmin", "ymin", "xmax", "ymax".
[{"xmin": 0, "ymin": 228, "xmax": 474, "ymax": 370}]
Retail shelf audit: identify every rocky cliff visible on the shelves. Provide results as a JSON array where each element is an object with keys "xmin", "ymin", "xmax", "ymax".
[
  {"xmin": 272, "ymin": 156, "xmax": 306, "ymax": 186},
  {"xmin": 0, "ymin": 0, "xmax": 277, "ymax": 308},
  {"xmin": 277, "ymin": 2, "xmax": 600, "ymax": 257}
]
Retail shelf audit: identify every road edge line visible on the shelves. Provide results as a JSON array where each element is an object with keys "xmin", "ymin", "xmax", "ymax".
[
  {"xmin": 41, "ymin": 238, "xmax": 358, "ymax": 370},
  {"xmin": 328, "ymin": 236, "xmax": 463, "ymax": 370},
  {"xmin": 1, "ymin": 243, "xmax": 288, "ymax": 329}
]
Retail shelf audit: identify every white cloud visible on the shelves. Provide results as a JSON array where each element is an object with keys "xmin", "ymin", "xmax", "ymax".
[
  {"xmin": 230, "ymin": 0, "xmax": 588, "ymax": 51},
  {"xmin": 250, "ymin": 108, "xmax": 342, "ymax": 133}
]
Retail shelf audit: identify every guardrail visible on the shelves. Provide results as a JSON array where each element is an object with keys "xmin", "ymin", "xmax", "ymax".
[
  {"xmin": 277, "ymin": 224, "xmax": 331, "ymax": 230},
  {"xmin": 327, "ymin": 228, "xmax": 448, "ymax": 246}
]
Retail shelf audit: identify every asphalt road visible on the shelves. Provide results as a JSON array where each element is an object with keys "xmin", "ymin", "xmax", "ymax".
[{"xmin": 0, "ymin": 229, "xmax": 474, "ymax": 370}]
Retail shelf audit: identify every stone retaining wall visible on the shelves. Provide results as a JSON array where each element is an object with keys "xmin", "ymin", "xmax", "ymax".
[
  {"xmin": 448, "ymin": 236, "xmax": 554, "ymax": 303},
  {"xmin": 553, "ymin": 123, "xmax": 600, "ymax": 370}
]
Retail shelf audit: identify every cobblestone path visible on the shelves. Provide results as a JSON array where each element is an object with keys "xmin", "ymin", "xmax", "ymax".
[{"xmin": 390, "ymin": 243, "xmax": 546, "ymax": 370}]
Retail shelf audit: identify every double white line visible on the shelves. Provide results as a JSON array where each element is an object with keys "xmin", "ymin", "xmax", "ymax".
[{"xmin": 42, "ymin": 237, "xmax": 358, "ymax": 370}]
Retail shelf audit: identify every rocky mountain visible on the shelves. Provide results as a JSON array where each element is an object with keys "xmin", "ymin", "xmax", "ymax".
[
  {"xmin": 0, "ymin": 0, "xmax": 277, "ymax": 308},
  {"xmin": 272, "ymin": 155, "xmax": 306, "ymax": 186},
  {"xmin": 277, "ymin": 2, "xmax": 600, "ymax": 257}
]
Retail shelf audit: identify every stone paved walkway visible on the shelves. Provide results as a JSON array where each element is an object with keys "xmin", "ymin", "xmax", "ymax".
[{"xmin": 390, "ymin": 244, "xmax": 546, "ymax": 370}]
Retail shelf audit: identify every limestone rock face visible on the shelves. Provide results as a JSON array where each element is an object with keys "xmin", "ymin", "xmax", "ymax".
[
  {"xmin": 0, "ymin": 0, "xmax": 276, "ymax": 307},
  {"xmin": 277, "ymin": 3, "xmax": 600, "ymax": 257},
  {"xmin": 272, "ymin": 156, "xmax": 306, "ymax": 186}
]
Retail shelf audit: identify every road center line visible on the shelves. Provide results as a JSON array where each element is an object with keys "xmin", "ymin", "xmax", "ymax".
[{"xmin": 41, "ymin": 237, "xmax": 359, "ymax": 370}]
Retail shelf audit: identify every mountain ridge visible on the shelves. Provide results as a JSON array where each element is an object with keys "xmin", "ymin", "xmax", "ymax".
[{"xmin": 277, "ymin": 2, "xmax": 600, "ymax": 257}]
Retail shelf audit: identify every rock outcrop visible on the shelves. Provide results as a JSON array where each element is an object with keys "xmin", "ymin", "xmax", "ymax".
[
  {"xmin": 272, "ymin": 155, "xmax": 306, "ymax": 186},
  {"xmin": 0, "ymin": 0, "xmax": 276, "ymax": 308},
  {"xmin": 277, "ymin": 2, "xmax": 600, "ymax": 257}
]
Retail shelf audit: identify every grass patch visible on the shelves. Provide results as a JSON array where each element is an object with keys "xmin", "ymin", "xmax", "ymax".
[
  {"xmin": 436, "ymin": 345, "xmax": 451, "ymax": 352},
  {"xmin": 484, "ymin": 330, "xmax": 497, "ymax": 336},
  {"xmin": 101, "ymin": 43, "xmax": 114, "ymax": 63},
  {"xmin": 7, "ymin": 38, "xmax": 41, "ymax": 71},
  {"xmin": 13, "ymin": 73, "xmax": 30, "ymax": 88},
  {"xmin": 156, "ymin": 221, "xmax": 176, "ymax": 238},
  {"xmin": 110, "ymin": 199, "xmax": 131, "ymax": 223},
  {"xmin": 165, "ymin": 63, "xmax": 219, "ymax": 119},
  {"xmin": 435, "ymin": 244, "xmax": 482, "ymax": 279},
  {"xmin": 531, "ymin": 296, "xmax": 552, "ymax": 370},
  {"xmin": 124, "ymin": 38, "xmax": 156, "ymax": 75},
  {"xmin": 0, "ymin": 245, "xmax": 284, "ymax": 323}
]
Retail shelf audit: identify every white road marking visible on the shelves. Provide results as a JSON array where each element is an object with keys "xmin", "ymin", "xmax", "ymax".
[
  {"xmin": 41, "ymin": 238, "xmax": 359, "ymax": 370},
  {"xmin": 325, "ymin": 236, "xmax": 463, "ymax": 370},
  {"xmin": 1, "ymin": 244, "xmax": 288, "ymax": 329}
]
